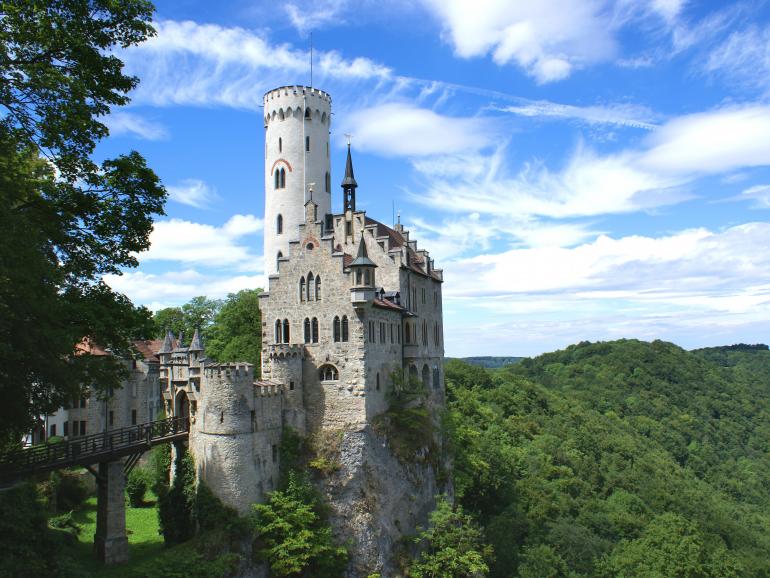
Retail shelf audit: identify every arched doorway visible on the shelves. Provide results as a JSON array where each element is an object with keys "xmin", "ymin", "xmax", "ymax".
[{"xmin": 175, "ymin": 390, "xmax": 189, "ymax": 420}]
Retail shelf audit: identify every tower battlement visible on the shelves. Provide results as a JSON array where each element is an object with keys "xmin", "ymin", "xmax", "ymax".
[{"xmin": 263, "ymin": 85, "xmax": 331, "ymax": 104}]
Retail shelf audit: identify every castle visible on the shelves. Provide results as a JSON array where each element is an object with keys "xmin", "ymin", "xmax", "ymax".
[{"xmin": 159, "ymin": 86, "xmax": 447, "ymax": 573}]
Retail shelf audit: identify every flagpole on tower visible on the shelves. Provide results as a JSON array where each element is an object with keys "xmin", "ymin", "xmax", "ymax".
[{"xmin": 310, "ymin": 32, "xmax": 313, "ymax": 88}]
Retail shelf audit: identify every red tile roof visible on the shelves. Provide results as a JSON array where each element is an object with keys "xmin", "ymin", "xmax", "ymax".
[
  {"xmin": 133, "ymin": 339, "xmax": 164, "ymax": 362},
  {"xmin": 373, "ymin": 298, "xmax": 404, "ymax": 312}
]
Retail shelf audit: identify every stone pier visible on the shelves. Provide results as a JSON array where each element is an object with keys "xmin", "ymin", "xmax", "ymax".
[{"xmin": 94, "ymin": 460, "xmax": 129, "ymax": 564}]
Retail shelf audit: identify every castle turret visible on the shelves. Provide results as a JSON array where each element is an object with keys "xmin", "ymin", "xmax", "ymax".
[
  {"xmin": 263, "ymin": 86, "xmax": 332, "ymax": 276},
  {"xmin": 350, "ymin": 233, "xmax": 377, "ymax": 306}
]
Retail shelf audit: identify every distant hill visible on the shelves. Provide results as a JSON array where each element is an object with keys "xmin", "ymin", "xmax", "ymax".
[
  {"xmin": 445, "ymin": 339, "xmax": 770, "ymax": 577},
  {"xmin": 449, "ymin": 356, "xmax": 523, "ymax": 368}
]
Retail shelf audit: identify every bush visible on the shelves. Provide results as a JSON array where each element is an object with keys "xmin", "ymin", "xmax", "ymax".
[
  {"xmin": 126, "ymin": 467, "xmax": 148, "ymax": 507},
  {"xmin": 158, "ymin": 448, "xmax": 196, "ymax": 545},
  {"xmin": 50, "ymin": 471, "xmax": 89, "ymax": 512}
]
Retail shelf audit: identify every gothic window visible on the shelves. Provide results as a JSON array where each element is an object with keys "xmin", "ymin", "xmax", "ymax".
[
  {"xmin": 355, "ymin": 270, "xmax": 362, "ymax": 285},
  {"xmin": 277, "ymin": 214, "xmax": 283, "ymax": 234},
  {"xmin": 397, "ymin": 324, "xmax": 401, "ymax": 344},
  {"xmin": 422, "ymin": 364, "xmax": 430, "ymax": 389},
  {"xmin": 312, "ymin": 317, "xmax": 319, "ymax": 343},
  {"xmin": 307, "ymin": 272, "xmax": 314, "ymax": 301},
  {"xmin": 274, "ymin": 169, "xmax": 280, "ymax": 189},
  {"xmin": 432, "ymin": 366, "xmax": 440, "ymax": 390},
  {"xmin": 279, "ymin": 167, "xmax": 286, "ymax": 188},
  {"xmin": 276, "ymin": 251, "xmax": 282, "ymax": 270},
  {"xmin": 305, "ymin": 107, "xmax": 311, "ymax": 119},
  {"xmin": 423, "ymin": 320, "xmax": 428, "ymax": 345},
  {"xmin": 279, "ymin": 109, "xmax": 285, "ymax": 121},
  {"xmin": 299, "ymin": 277, "xmax": 305, "ymax": 302},
  {"xmin": 282, "ymin": 319, "xmax": 290, "ymax": 343},
  {"xmin": 342, "ymin": 316, "xmax": 349, "ymax": 342},
  {"xmin": 318, "ymin": 364, "xmax": 338, "ymax": 381},
  {"xmin": 278, "ymin": 137, "xmax": 282, "ymax": 152},
  {"xmin": 325, "ymin": 171, "xmax": 330, "ymax": 193},
  {"xmin": 306, "ymin": 136, "xmax": 310, "ymax": 152},
  {"xmin": 333, "ymin": 316, "xmax": 341, "ymax": 342},
  {"xmin": 315, "ymin": 276, "xmax": 321, "ymax": 300},
  {"xmin": 380, "ymin": 322, "xmax": 386, "ymax": 343},
  {"xmin": 304, "ymin": 318, "xmax": 311, "ymax": 343},
  {"xmin": 275, "ymin": 319, "xmax": 281, "ymax": 343}
]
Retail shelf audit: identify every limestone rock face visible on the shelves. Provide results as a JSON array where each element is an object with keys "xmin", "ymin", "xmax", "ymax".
[{"xmin": 322, "ymin": 427, "xmax": 445, "ymax": 577}]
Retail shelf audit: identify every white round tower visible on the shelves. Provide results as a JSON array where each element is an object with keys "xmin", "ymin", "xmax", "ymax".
[{"xmin": 263, "ymin": 86, "xmax": 332, "ymax": 276}]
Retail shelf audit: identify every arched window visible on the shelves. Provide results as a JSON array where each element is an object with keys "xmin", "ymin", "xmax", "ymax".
[
  {"xmin": 282, "ymin": 319, "xmax": 290, "ymax": 343},
  {"xmin": 279, "ymin": 137, "xmax": 282, "ymax": 152},
  {"xmin": 274, "ymin": 319, "xmax": 281, "ymax": 343},
  {"xmin": 404, "ymin": 322, "xmax": 411, "ymax": 344},
  {"xmin": 305, "ymin": 107, "xmax": 311, "ymax": 119},
  {"xmin": 312, "ymin": 317, "xmax": 319, "ymax": 343},
  {"xmin": 305, "ymin": 136, "xmax": 310, "ymax": 152},
  {"xmin": 279, "ymin": 109, "xmax": 285, "ymax": 121},
  {"xmin": 276, "ymin": 214, "xmax": 283, "ymax": 234},
  {"xmin": 325, "ymin": 171, "xmax": 330, "ymax": 193},
  {"xmin": 318, "ymin": 364, "xmax": 338, "ymax": 381},
  {"xmin": 342, "ymin": 316, "xmax": 349, "ymax": 342},
  {"xmin": 279, "ymin": 167, "xmax": 286, "ymax": 188},
  {"xmin": 422, "ymin": 364, "xmax": 430, "ymax": 389},
  {"xmin": 276, "ymin": 251, "xmax": 283, "ymax": 270},
  {"xmin": 304, "ymin": 318, "xmax": 311, "ymax": 343},
  {"xmin": 333, "ymin": 316, "xmax": 341, "ymax": 342},
  {"xmin": 409, "ymin": 365, "xmax": 418, "ymax": 385},
  {"xmin": 307, "ymin": 272, "xmax": 314, "ymax": 301},
  {"xmin": 432, "ymin": 366, "xmax": 440, "ymax": 390},
  {"xmin": 299, "ymin": 277, "xmax": 306, "ymax": 302},
  {"xmin": 315, "ymin": 276, "xmax": 321, "ymax": 300},
  {"xmin": 274, "ymin": 169, "xmax": 280, "ymax": 189},
  {"xmin": 364, "ymin": 269, "xmax": 371, "ymax": 285}
]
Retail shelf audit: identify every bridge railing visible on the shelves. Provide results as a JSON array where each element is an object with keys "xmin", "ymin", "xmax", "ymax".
[{"xmin": 0, "ymin": 416, "xmax": 189, "ymax": 479}]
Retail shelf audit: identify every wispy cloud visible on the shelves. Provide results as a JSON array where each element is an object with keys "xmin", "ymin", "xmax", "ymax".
[
  {"xmin": 104, "ymin": 111, "xmax": 168, "ymax": 140},
  {"xmin": 497, "ymin": 101, "xmax": 659, "ymax": 129},
  {"xmin": 167, "ymin": 179, "xmax": 219, "ymax": 209},
  {"xmin": 121, "ymin": 20, "xmax": 391, "ymax": 109},
  {"xmin": 341, "ymin": 102, "xmax": 498, "ymax": 157},
  {"xmin": 704, "ymin": 24, "xmax": 770, "ymax": 94},
  {"xmin": 285, "ymin": 0, "xmax": 348, "ymax": 34},
  {"xmin": 141, "ymin": 214, "xmax": 263, "ymax": 270},
  {"xmin": 739, "ymin": 184, "xmax": 770, "ymax": 209}
]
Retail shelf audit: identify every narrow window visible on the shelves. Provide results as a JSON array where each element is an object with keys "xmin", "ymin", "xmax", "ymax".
[
  {"xmin": 307, "ymin": 272, "xmax": 314, "ymax": 300},
  {"xmin": 280, "ymin": 168, "xmax": 286, "ymax": 188},
  {"xmin": 251, "ymin": 410, "xmax": 256, "ymax": 432},
  {"xmin": 305, "ymin": 107, "xmax": 311, "ymax": 119},
  {"xmin": 306, "ymin": 136, "xmax": 310, "ymax": 152},
  {"xmin": 283, "ymin": 319, "xmax": 290, "ymax": 343},
  {"xmin": 109, "ymin": 411, "xmax": 114, "ymax": 426},
  {"xmin": 304, "ymin": 318, "xmax": 311, "ymax": 343},
  {"xmin": 131, "ymin": 409, "xmax": 137, "ymax": 425},
  {"xmin": 398, "ymin": 325, "xmax": 401, "ymax": 344},
  {"xmin": 300, "ymin": 277, "xmax": 306, "ymax": 301},
  {"xmin": 333, "ymin": 316, "xmax": 341, "ymax": 342},
  {"xmin": 376, "ymin": 373, "xmax": 380, "ymax": 391},
  {"xmin": 274, "ymin": 169, "xmax": 280, "ymax": 189},
  {"xmin": 276, "ymin": 251, "xmax": 282, "ymax": 270},
  {"xmin": 342, "ymin": 316, "xmax": 349, "ymax": 342},
  {"xmin": 325, "ymin": 171, "xmax": 330, "ymax": 193},
  {"xmin": 289, "ymin": 381, "xmax": 295, "ymax": 391},
  {"xmin": 277, "ymin": 214, "xmax": 283, "ymax": 234},
  {"xmin": 50, "ymin": 424, "xmax": 56, "ymax": 438},
  {"xmin": 63, "ymin": 421, "xmax": 69, "ymax": 437},
  {"xmin": 279, "ymin": 137, "xmax": 282, "ymax": 152},
  {"xmin": 405, "ymin": 323, "xmax": 411, "ymax": 344},
  {"xmin": 272, "ymin": 444, "xmax": 278, "ymax": 462},
  {"xmin": 315, "ymin": 276, "xmax": 321, "ymax": 300},
  {"xmin": 80, "ymin": 421, "xmax": 86, "ymax": 435},
  {"xmin": 312, "ymin": 317, "xmax": 319, "ymax": 343}
]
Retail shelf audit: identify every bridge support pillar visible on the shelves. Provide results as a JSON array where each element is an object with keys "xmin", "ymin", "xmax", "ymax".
[{"xmin": 94, "ymin": 460, "xmax": 129, "ymax": 565}]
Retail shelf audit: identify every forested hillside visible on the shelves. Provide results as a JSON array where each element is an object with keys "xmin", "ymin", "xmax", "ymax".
[{"xmin": 446, "ymin": 339, "xmax": 770, "ymax": 577}]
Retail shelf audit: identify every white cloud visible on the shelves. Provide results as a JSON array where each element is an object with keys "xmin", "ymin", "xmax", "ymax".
[
  {"xmin": 415, "ymin": 104, "xmax": 770, "ymax": 221},
  {"xmin": 740, "ymin": 184, "xmax": 770, "ymax": 208},
  {"xmin": 104, "ymin": 111, "xmax": 168, "ymax": 140},
  {"xmin": 342, "ymin": 102, "xmax": 497, "ymax": 157},
  {"xmin": 420, "ymin": 0, "xmax": 618, "ymax": 83},
  {"xmin": 705, "ymin": 25, "xmax": 770, "ymax": 93},
  {"xmin": 106, "ymin": 269, "xmax": 264, "ymax": 310},
  {"xmin": 499, "ymin": 101, "xmax": 658, "ymax": 130},
  {"xmin": 121, "ymin": 20, "xmax": 391, "ymax": 108},
  {"xmin": 285, "ymin": 0, "xmax": 348, "ymax": 34},
  {"xmin": 442, "ymin": 222, "xmax": 770, "ymax": 355},
  {"xmin": 141, "ymin": 215, "xmax": 263, "ymax": 270},
  {"xmin": 167, "ymin": 179, "xmax": 219, "ymax": 209}
]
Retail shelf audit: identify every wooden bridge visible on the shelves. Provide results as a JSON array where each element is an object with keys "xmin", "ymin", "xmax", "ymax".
[{"xmin": 0, "ymin": 416, "xmax": 189, "ymax": 565}]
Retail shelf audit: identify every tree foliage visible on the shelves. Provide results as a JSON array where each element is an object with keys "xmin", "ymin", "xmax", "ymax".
[
  {"xmin": 205, "ymin": 289, "xmax": 263, "ymax": 367},
  {"xmin": 0, "ymin": 0, "xmax": 166, "ymax": 436},
  {"xmin": 445, "ymin": 340, "xmax": 770, "ymax": 577},
  {"xmin": 251, "ymin": 472, "xmax": 348, "ymax": 577},
  {"xmin": 408, "ymin": 496, "xmax": 493, "ymax": 578}
]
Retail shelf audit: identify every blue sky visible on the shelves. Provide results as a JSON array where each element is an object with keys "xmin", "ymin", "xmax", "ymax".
[{"xmin": 100, "ymin": 0, "xmax": 770, "ymax": 357}]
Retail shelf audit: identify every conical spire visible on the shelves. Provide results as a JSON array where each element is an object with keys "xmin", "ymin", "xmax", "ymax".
[
  {"xmin": 158, "ymin": 330, "xmax": 174, "ymax": 354},
  {"xmin": 350, "ymin": 232, "xmax": 377, "ymax": 267},
  {"xmin": 341, "ymin": 143, "xmax": 357, "ymax": 187},
  {"xmin": 342, "ymin": 143, "xmax": 357, "ymax": 213},
  {"xmin": 189, "ymin": 327, "xmax": 203, "ymax": 352}
]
